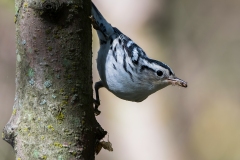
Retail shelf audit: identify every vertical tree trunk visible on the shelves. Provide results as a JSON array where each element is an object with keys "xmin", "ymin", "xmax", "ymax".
[{"xmin": 2, "ymin": 0, "xmax": 106, "ymax": 159}]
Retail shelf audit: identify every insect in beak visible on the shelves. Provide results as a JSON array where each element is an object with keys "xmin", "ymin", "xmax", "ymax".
[{"xmin": 167, "ymin": 76, "xmax": 187, "ymax": 88}]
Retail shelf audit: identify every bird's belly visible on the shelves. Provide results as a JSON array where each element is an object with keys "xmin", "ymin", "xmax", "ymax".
[
  {"xmin": 108, "ymin": 81, "xmax": 149, "ymax": 102},
  {"xmin": 104, "ymin": 63, "xmax": 150, "ymax": 102}
]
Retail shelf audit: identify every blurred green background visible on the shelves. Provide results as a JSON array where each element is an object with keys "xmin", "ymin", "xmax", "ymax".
[{"xmin": 1, "ymin": 0, "xmax": 240, "ymax": 160}]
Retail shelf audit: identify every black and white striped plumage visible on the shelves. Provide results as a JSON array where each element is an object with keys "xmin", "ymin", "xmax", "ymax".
[{"xmin": 91, "ymin": 2, "xmax": 187, "ymax": 115}]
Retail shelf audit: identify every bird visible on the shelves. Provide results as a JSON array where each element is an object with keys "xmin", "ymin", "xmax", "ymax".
[{"xmin": 91, "ymin": 2, "xmax": 187, "ymax": 115}]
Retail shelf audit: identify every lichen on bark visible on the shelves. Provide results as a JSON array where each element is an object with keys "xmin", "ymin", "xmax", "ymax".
[{"xmin": 3, "ymin": 0, "xmax": 106, "ymax": 159}]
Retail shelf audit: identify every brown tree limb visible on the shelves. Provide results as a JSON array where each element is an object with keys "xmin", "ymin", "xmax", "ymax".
[{"xmin": 3, "ymin": 0, "xmax": 106, "ymax": 159}]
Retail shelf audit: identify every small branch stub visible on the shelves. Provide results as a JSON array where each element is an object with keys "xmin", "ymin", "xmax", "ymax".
[
  {"xmin": 2, "ymin": 124, "xmax": 16, "ymax": 148},
  {"xmin": 27, "ymin": 0, "xmax": 60, "ymax": 11},
  {"xmin": 42, "ymin": 0, "xmax": 60, "ymax": 11}
]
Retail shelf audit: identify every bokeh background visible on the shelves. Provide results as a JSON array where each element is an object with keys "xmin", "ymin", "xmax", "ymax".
[{"xmin": 1, "ymin": 0, "xmax": 240, "ymax": 159}]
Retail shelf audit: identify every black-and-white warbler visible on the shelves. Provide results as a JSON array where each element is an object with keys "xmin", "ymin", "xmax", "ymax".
[{"xmin": 91, "ymin": 2, "xmax": 187, "ymax": 115}]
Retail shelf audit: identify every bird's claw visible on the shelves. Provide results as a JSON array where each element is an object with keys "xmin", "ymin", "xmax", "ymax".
[
  {"xmin": 93, "ymin": 99, "xmax": 101, "ymax": 116},
  {"xmin": 90, "ymin": 16, "xmax": 100, "ymax": 30},
  {"xmin": 94, "ymin": 108, "xmax": 101, "ymax": 116}
]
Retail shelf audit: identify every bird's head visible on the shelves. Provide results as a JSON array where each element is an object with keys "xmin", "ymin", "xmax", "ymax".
[{"xmin": 140, "ymin": 59, "xmax": 187, "ymax": 90}]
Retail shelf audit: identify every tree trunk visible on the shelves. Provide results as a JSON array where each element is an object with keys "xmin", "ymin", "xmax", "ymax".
[{"xmin": 2, "ymin": 0, "xmax": 106, "ymax": 159}]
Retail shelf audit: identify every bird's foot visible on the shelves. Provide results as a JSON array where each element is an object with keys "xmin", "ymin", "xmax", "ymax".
[
  {"xmin": 93, "ymin": 99, "xmax": 101, "ymax": 116},
  {"xmin": 94, "ymin": 108, "xmax": 101, "ymax": 116},
  {"xmin": 90, "ymin": 16, "xmax": 100, "ymax": 30}
]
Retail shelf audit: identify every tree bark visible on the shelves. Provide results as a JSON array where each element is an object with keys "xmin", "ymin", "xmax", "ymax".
[{"xmin": 2, "ymin": 0, "xmax": 106, "ymax": 159}]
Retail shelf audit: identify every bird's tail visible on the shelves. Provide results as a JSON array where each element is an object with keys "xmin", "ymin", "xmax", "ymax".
[{"xmin": 91, "ymin": 2, "xmax": 114, "ymax": 40}]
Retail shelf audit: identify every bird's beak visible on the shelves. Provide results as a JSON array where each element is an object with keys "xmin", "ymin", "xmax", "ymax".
[{"xmin": 167, "ymin": 76, "xmax": 188, "ymax": 88}]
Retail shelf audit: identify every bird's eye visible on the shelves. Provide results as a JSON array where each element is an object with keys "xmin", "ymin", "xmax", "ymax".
[{"xmin": 157, "ymin": 70, "xmax": 163, "ymax": 77}]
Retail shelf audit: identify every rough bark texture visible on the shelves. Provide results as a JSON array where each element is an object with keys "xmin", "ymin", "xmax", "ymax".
[{"xmin": 2, "ymin": 0, "xmax": 106, "ymax": 159}]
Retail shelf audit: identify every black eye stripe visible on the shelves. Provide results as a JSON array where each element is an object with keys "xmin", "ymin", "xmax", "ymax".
[{"xmin": 142, "ymin": 58, "xmax": 173, "ymax": 75}]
